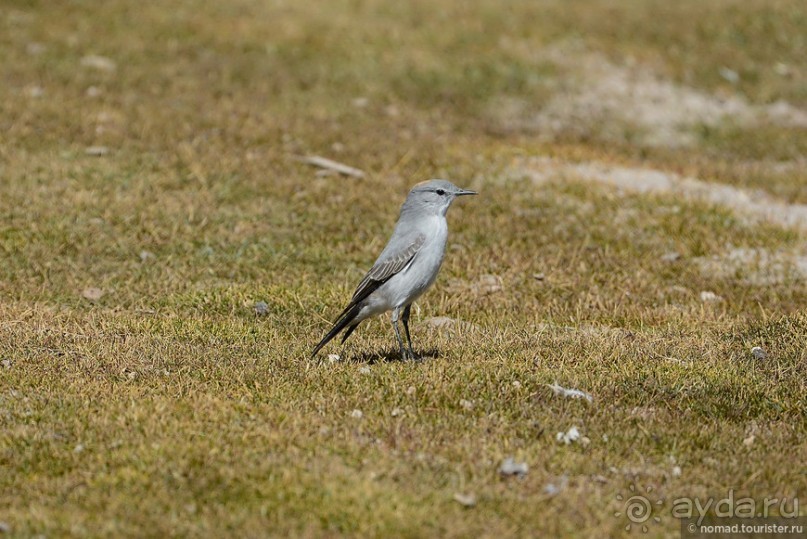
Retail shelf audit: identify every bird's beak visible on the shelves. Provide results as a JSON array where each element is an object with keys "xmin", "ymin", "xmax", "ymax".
[{"xmin": 455, "ymin": 188, "xmax": 477, "ymax": 196}]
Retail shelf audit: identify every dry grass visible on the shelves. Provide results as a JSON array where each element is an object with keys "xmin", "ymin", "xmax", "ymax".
[{"xmin": 1, "ymin": 0, "xmax": 806, "ymax": 537}]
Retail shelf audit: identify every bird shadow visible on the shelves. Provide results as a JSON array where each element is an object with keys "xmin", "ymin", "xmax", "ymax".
[{"xmin": 347, "ymin": 348, "xmax": 441, "ymax": 365}]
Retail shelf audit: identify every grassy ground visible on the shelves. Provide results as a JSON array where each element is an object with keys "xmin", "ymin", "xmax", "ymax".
[{"xmin": 1, "ymin": 0, "xmax": 806, "ymax": 537}]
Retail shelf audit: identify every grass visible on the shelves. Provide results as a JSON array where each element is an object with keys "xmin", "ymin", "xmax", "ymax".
[{"xmin": 1, "ymin": 0, "xmax": 806, "ymax": 537}]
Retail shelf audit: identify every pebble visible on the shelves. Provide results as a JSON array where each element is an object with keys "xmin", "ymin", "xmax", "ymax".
[
  {"xmin": 499, "ymin": 457, "xmax": 528, "ymax": 477},
  {"xmin": 85, "ymin": 146, "xmax": 110, "ymax": 156},
  {"xmin": 80, "ymin": 54, "xmax": 117, "ymax": 71},
  {"xmin": 751, "ymin": 346, "xmax": 767, "ymax": 360},
  {"xmin": 453, "ymin": 492, "xmax": 477, "ymax": 507},
  {"xmin": 699, "ymin": 291, "xmax": 723, "ymax": 303}
]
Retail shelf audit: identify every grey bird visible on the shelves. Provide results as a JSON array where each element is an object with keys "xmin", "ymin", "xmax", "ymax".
[{"xmin": 312, "ymin": 179, "xmax": 477, "ymax": 359}]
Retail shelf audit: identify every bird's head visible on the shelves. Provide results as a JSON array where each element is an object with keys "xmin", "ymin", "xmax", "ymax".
[{"xmin": 402, "ymin": 179, "xmax": 477, "ymax": 216}]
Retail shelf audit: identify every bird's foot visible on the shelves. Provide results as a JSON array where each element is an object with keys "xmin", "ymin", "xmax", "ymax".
[{"xmin": 401, "ymin": 349, "xmax": 420, "ymax": 361}]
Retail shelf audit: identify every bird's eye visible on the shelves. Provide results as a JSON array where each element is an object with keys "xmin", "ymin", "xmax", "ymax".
[{"xmin": 435, "ymin": 189, "xmax": 446, "ymax": 196}]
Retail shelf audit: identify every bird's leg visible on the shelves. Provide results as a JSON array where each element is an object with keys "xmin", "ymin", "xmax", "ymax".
[
  {"xmin": 391, "ymin": 308, "xmax": 409, "ymax": 360},
  {"xmin": 401, "ymin": 304, "xmax": 418, "ymax": 360}
]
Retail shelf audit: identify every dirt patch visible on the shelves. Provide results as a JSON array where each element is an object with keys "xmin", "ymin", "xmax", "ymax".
[
  {"xmin": 694, "ymin": 248, "xmax": 807, "ymax": 286},
  {"xmin": 517, "ymin": 157, "xmax": 807, "ymax": 232},
  {"xmin": 491, "ymin": 45, "xmax": 807, "ymax": 148}
]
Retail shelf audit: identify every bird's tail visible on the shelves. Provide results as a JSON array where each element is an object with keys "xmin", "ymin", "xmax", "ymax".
[{"xmin": 311, "ymin": 303, "xmax": 362, "ymax": 358}]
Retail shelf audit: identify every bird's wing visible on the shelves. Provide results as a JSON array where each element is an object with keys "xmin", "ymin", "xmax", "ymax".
[
  {"xmin": 314, "ymin": 232, "xmax": 426, "ymax": 357},
  {"xmin": 350, "ymin": 233, "xmax": 426, "ymax": 303}
]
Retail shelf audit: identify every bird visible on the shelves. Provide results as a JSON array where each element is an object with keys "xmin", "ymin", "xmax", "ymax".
[{"xmin": 312, "ymin": 179, "xmax": 477, "ymax": 360}]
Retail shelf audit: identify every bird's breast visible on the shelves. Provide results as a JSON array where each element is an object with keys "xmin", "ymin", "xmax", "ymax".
[{"xmin": 385, "ymin": 217, "xmax": 448, "ymax": 306}]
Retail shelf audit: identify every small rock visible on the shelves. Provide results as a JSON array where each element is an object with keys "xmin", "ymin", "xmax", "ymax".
[
  {"xmin": 672, "ymin": 465, "xmax": 682, "ymax": 478},
  {"xmin": 82, "ymin": 287, "xmax": 104, "ymax": 302},
  {"xmin": 391, "ymin": 408, "xmax": 403, "ymax": 417},
  {"xmin": 1, "ymin": 359, "xmax": 10, "ymax": 369},
  {"xmin": 80, "ymin": 54, "xmax": 117, "ymax": 71},
  {"xmin": 547, "ymin": 383, "xmax": 593, "ymax": 402},
  {"xmin": 73, "ymin": 444, "xmax": 85, "ymax": 454},
  {"xmin": 533, "ymin": 273, "xmax": 545, "ymax": 281},
  {"xmin": 25, "ymin": 85, "xmax": 44, "ymax": 98},
  {"xmin": 27, "ymin": 42, "xmax": 46, "ymax": 55},
  {"xmin": 453, "ymin": 492, "xmax": 477, "ymax": 507},
  {"xmin": 512, "ymin": 381, "xmax": 522, "ymax": 389},
  {"xmin": 719, "ymin": 67, "xmax": 740, "ymax": 84},
  {"xmin": 474, "ymin": 274, "xmax": 503, "ymax": 295},
  {"xmin": 0, "ymin": 522, "xmax": 10, "ymax": 533},
  {"xmin": 774, "ymin": 63, "xmax": 792, "ymax": 77},
  {"xmin": 406, "ymin": 386, "xmax": 416, "ymax": 396},
  {"xmin": 85, "ymin": 146, "xmax": 110, "ymax": 156},
  {"xmin": 699, "ymin": 290, "xmax": 723, "ymax": 303},
  {"xmin": 254, "ymin": 301, "xmax": 269, "ymax": 316},
  {"xmin": 139, "ymin": 250, "xmax": 155, "ymax": 262},
  {"xmin": 352, "ymin": 97, "xmax": 369, "ymax": 108},
  {"xmin": 459, "ymin": 399, "xmax": 474, "ymax": 411},
  {"xmin": 751, "ymin": 346, "xmax": 767, "ymax": 360},
  {"xmin": 543, "ymin": 475, "xmax": 568, "ymax": 496},
  {"xmin": 349, "ymin": 409, "xmax": 363, "ymax": 419},
  {"xmin": 660, "ymin": 251, "xmax": 681, "ymax": 262},
  {"xmin": 499, "ymin": 457, "xmax": 528, "ymax": 477},
  {"xmin": 359, "ymin": 366, "xmax": 371, "ymax": 375},
  {"xmin": 556, "ymin": 426, "xmax": 581, "ymax": 445},
  {"xmin": 327, "ymin": 354, "xmax": 341, "ymax": 363}
]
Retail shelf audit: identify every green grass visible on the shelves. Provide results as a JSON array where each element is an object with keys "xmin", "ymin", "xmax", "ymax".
[{"xmin": 1, "ymin": 0, "xmax": 806, "ymax": 537}]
